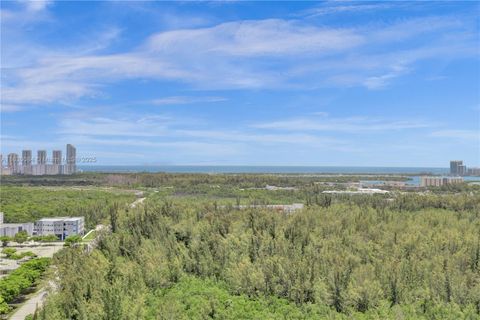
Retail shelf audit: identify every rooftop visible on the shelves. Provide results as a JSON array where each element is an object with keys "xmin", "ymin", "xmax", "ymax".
[
  {"xmin": 37, "ymin": 217, "xmax": 83, "ymax": 222},
  {"xmin": 0, "ymin": 223, "xmax": 33, "ymax": 227}
]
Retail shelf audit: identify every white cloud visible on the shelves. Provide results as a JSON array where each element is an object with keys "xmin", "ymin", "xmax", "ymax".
[
  {"xmin": 363, "ymin": 64, "xmax": 410, "ymax": 89},
  {"xmin": 23, "ymin": 0, "xmax": 52, "ymax": 12},
  {"xmin": 175, "ymin": 129, "xmax": 345, "ymax": 147},
  {"xmin": 1, "ymin": 12, "xmax": 478, "ymax": 109},
  {"xmin": 2, "ymin": 82, "xmax": 96, "ymax": 105},
  {"xmin": 0, "ymin": 104, "xmax": 25, "ymax": 112},
  {"xmin": 430, "ymin": 130, "xmax": 479, "ymax": 142},
  {"xmin": 253, "ymin": 115, "xmax": 433, "ymax": 133},
  {"xmin": 302, "ymin": 3, "xmax": 396, "ymax": 17},
  {"xmin": 150, "ymin": 96, "xmax": 227, "ymax": 106},
  {"xmin": 0, "ymin": 134, "xmax": 244, "ymax": 163},
  {"xmin": 57, "ymin": 115, "xmax": 171, "ymax": 137},
  {"xmin": 146, "ymin": 19, "xmax": 364, "ymax": 56},
  {"xmin": 55, "ymin": 112, "xmax": 346, "ymax": 147}
]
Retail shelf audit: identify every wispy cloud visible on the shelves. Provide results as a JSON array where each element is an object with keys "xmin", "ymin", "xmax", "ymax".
[
  {"xmin": 0, "ymin": 104, "xmax": 25, "ymax": 112},
  {"xmin": 363, "ymin": 64, "xmax": 410, "ymax": 89},
  {"xmin": 1, "ymin": 2, "xmax": 478, "ymax": 166},
  {"xmin": 23, "ymin": 0, "xmax": 52, "ymax": 12},
  {"xmin": 57, "ymin": 115, "xmax": 171, "ymax": 137},
  {"xmin": 150, "ymin": 96, "xmax": 227, "ymax": 106},
  {"xmin": 55, "ymin": 112, "xmax": 346, "ymax": 147},
  {"xmin": 0, "ymin": 134, "xmax": 244, "ymax": 163},
  {"xmin": 430, "ymin": 130, "xmax": 479, "ymax": 142},
  {"xmin": 146, "ymin": 19, "xmax": 364, "ymax": 56},
  {"xmin": 253, "ymin": 115, "xmax": 433, "ymax": 133},
  {"xmin": 302, "ymin": 3, "xmax": 396, "ymax": 18},
  {"xmin": 2, "ymin": 11, "xmax": 476, "ymax": 110}
]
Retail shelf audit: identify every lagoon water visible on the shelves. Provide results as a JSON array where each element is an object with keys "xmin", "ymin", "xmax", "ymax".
[{"xmin": 79, "ymin": 165, "xmax": 450, "ymax": 175}]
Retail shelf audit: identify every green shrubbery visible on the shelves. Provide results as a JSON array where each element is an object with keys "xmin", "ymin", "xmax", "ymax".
[
  {"xmin": 64, "ymin": 235, "xmax": 82, "ymax": 247},
  {"xmin": 36, "ymin": 192, "xmax": 480, "ymax": 319},
  {"xmin": 0, "ymin": 258, "xmax": 50, "ymax": 314},
  {"xmin": 0, "ymin": 186, "xmax": 135, "ymax": 228},
  {"xmin": 0, "ymin": 296, "xmax": 9, "ymax": 314},
  {"xmin": 1, "ymin": 248, "xmax": 36, "ymax": 260},
  {"xmin": 145, "ymin": 276, "xmax": 480, "ymax": 320}
]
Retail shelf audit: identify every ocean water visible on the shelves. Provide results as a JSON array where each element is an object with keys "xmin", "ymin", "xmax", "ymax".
[
  {"xmin": 78, "ymin": 165, "xmax": 449, "ymax": 175},
  {"xmin": 361, "ymin": 176, "xmax": 480, "ymax": 186}
]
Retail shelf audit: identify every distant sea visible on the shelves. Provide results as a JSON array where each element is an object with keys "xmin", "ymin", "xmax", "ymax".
[{"xmin": 78, "ymin": 165, "xmax": 450, "ymax": 175}]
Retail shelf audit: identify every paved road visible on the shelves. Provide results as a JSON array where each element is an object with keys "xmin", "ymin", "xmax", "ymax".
[{"xmin": 9, "ymin": 289, "xmax": 47, "ymax": 320}]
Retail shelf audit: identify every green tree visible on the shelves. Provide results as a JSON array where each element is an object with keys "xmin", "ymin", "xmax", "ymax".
[
  {"xmin": 64, "ymin": 235, "xmax": 82, "ymax": 247},
  {"xmin": 14, "ymin": 230, "xmax": 28, "ymax": 244},
  {"xmin": 0, "ymin": 236, "xmax": 11, "ymax": 247}
]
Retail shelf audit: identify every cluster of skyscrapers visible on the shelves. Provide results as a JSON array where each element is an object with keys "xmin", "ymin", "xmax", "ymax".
[
  {"xmin": 450, "ymin": 160, "xmax": 480, "ymax": 176},
  {"xmin": 0, "ymin": 144, "xmax": 76, "ymax": 176},
  {"xmin": 420, "ymin": 160, "xmax": 479, "ymax": 187}
]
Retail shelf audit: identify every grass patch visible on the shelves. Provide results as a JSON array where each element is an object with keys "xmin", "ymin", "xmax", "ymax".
[{"xmin": 82, "ymin": 230, "xmax": 97, "ymax": 242}]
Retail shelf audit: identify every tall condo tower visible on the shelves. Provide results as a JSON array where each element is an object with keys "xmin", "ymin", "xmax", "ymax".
[
  {"xmin": 7, "ymin": 153, "xmax": 19, "ymax": 173},
  {"xmin": 66, "ymin": 144, "xmax": 76, "ymax": 174},
  {"xmin": 22, "ymin": 150, "xmax": 33, "ymax": 175},
  {"xmin": 33, "ymin": 150, "xmax": 48, "ymax": 175},
  {"xmin": 450, "ymin": 160, "xmax": 463, "ymax": 176},
  {"xmin": 51, "ymin": 150, "xmax": 62, "ymax": 175},
  {"xmin": 37, "ymin": 150, "xmax": 47, "ymax": 164},
  {"xmin": 1, "ymin": 145, "xmax": 78, "ymax": 176},
  {"xmin": 22, "ymin": 150, "xmax": 32, "ymax": 165},
  {"xmin": 52, "ymin": 150, "xmax": 62, "ymax": 164}
]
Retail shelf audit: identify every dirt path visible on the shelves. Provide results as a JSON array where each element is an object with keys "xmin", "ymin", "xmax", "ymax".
[{"xmin": 130, "ymin": 197, "xmax": 145, "ymax": 208}]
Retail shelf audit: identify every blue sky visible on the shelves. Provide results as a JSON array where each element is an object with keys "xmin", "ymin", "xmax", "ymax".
[{"xmin": 1, "ymin": 1, "xmax": 479, "ymax": 167}]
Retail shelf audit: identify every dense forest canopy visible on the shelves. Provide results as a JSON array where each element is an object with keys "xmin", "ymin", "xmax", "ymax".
[
  {"xmin": 26, "ymin": 173, "xmax": 479, "ymax": 320},
  {"xmin": 0, "ymin": 172, "xmax": 415, "ymax": 188},
  {"xmin": 1, "ymin": 173, "xmax": 479, "ymax": 319},
  {"xmin": 0, "ymin": 186, "xmax": 135, "ymax": 227}
]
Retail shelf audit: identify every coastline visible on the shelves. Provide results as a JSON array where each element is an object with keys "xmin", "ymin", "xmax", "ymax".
[{"xmin": 78, "ymin": 165, "xmax": 450, "ymax": 175}]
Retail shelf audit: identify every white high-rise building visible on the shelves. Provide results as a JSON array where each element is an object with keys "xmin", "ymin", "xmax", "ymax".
[
  {"xmin": 22, "ymin": 150, "xmax": 33, "ymax": 175},
  {"xmin": 37, "ymin": 150, "xmax": 47, "ymax": 165},
  {"xmin": 33, "ymin": 150, "xmax": 47, "ymax": 175},
  {"xmin": 65, "ymin": 144, "xmax": 76, "ymax": 174},
  {"xmin": 48, "ymin": 150, "xmax": 62, "ymax": 175},
  {"xmin": 7, "ymin": 153, "xmax": 19, "ymax": 174},
  {"xmin": 450, "ymin": 160, "xmax": 463, "ymax": 176},
  {"xmin": 1, "ymin": 145, "xmax": 78, "ymax": 176}
]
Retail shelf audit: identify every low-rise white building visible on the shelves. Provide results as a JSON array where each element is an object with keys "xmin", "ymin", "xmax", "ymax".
[
  {"xmin": 0, "ymin": 212, "xmax": 34, "ymax": 237},
  {"xmin": 34, "ymin": 216, "xmax": 85, "ymax": 240}
]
